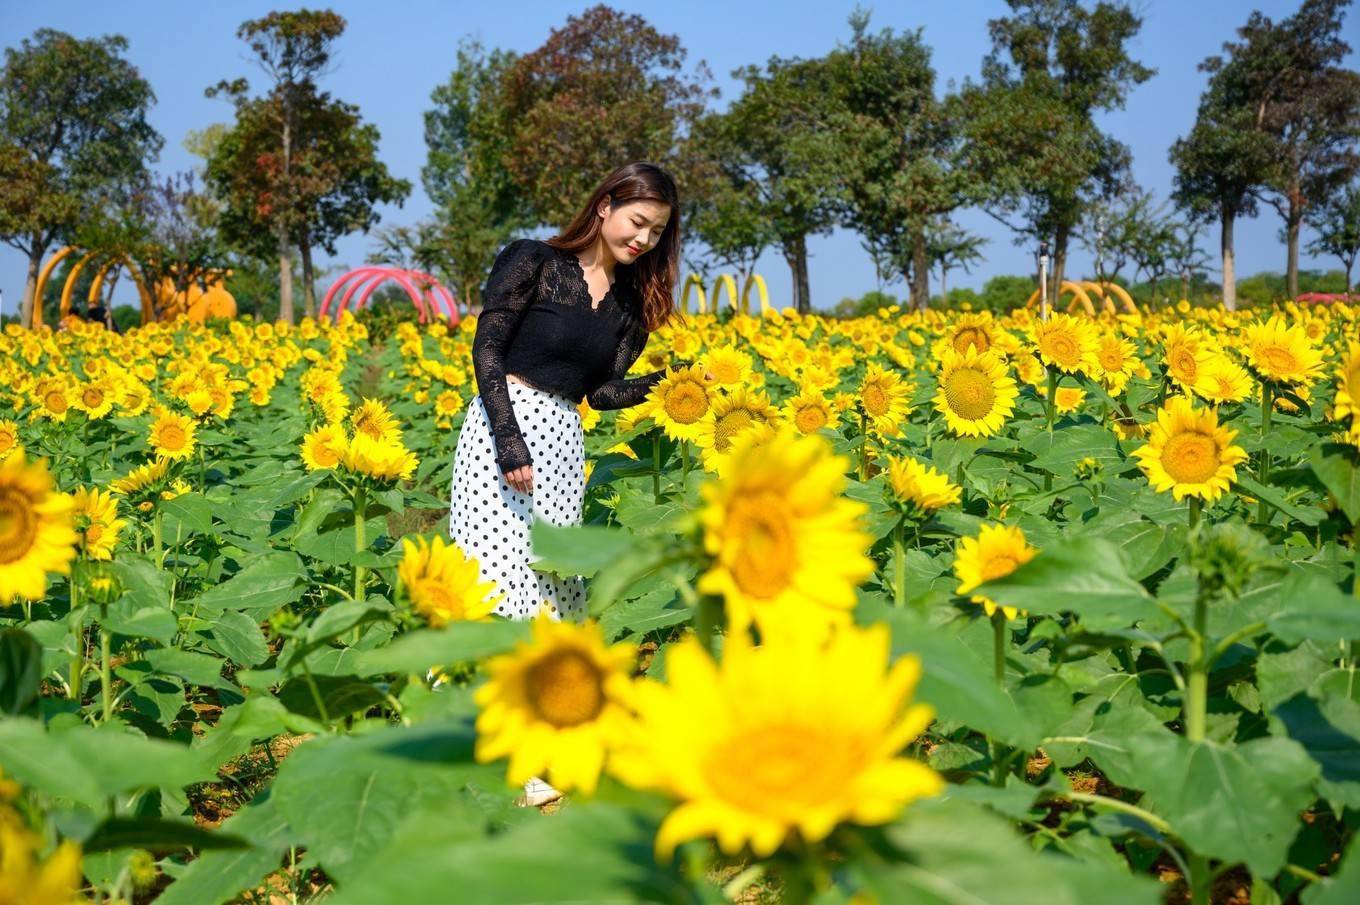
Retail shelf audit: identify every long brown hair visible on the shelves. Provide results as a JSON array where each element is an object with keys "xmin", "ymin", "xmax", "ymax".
[{"xmin": 546, "ymin": 162, "xmax": 684, "ymax": 333}]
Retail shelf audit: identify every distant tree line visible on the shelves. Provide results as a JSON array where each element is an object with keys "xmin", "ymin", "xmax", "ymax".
[{"xmin": 2, "ymin": 1, "xmax": 1358, "ymax": 328}]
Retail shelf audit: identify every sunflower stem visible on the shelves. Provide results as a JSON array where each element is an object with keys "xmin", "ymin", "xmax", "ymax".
[
  {"xmin": 353, "ymin": 486, "xmax": 367, "ymax": 608},
  {"xmin": 1184, "ymin": 592, "xmax": 1208, "ymax": 745},
  {"xmin": 1044, "ymin": 367, "xmax": 1059, "ymax": 435},
  {"xmin": 1256, "ymin": 382, "xmax": 1273, "ymax": 525},
  {"xmin": 99, "ymin": 602, "xmax": 113, "ymax": 724},
  {"xmin": 1188, "ymin": 496, "xmax": 1202, "ymax": 530},
  {"xmin": 68, "ymin": 583, "xmax": 84, "ymax": 703},
  {"xmin": 681, "ymin": 439, "xmax": 690, "ymax": 481},
  {"xmin": 990, "ymin": 610, "xmax": 1009, "ymax": 786},
  {"xmin": 892, "ymin": 517, "xmax": 907, "ymax": 607},
  {"xmin": 652, "ymin": 436, "xmax": 662, "ymax": 502},
  {"xmin": 693, "ymin": 594, "xmax": 723, "ymax": 658},
  {"xmin": 858, "ymin": 408, "xmax": 869, "ymax": 481},
  {"xmin": 152, "ymin": 507, "xmax": 164, "ymax": 568}
]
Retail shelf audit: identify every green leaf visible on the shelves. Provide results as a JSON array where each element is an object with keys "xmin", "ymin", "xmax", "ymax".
[
  {"xmin": 270, "ymin": 723, "xmax": 500, "ymax": 883},
  {"xmin": 0, "ymin": 628, "xmax": 43, "ymax": 715},
  {"xmin": 1310, "ymin": 442, "xmax": 1360, "ymax": 525},
  {"xmin": 155, "ymin": 792, "xmax": 294, "ymax": 905},
  {"xmin": 857, "ymin": 797, "xmax": 1161, "ymax": 905},
  {"xmin": 159, "ymin": 492, "xmax": 216, "ymax": 536},
  {"xmin": 1267, "ymin": 570, "xmax": 1360, "ymax": 644},
  {"xmin": 1304, "ymin": 830, "xmax": 1360, "ymax": 905},
  {"xmin": 975, "ymin": 536, "xmax": 1156, "ymax": 630},
  {"xmin": 192, "ymin": 551, "xmax": 307, "ymax": 613},
  {"xmin": 1027, "ymin": 423, "xmax": 1124, "ymax": 475},
  {"xmin": 0, "ymin": 720, "xmax": 215, "ymax": 808},
  {"xmin": 276, "ymin": 675, "xmax": 384, "ymax": 722},
  {"xmin": 1128, "ymin": 735, "xmax": 1319, "ymax": 876},
  {"xmin": 1232, "ymin": 473, "xmax": 1324, "ymax": 527},
  {"xmin": 82, "ymin": 816, "xmax": 250, "ymax": 853},
  {"xmin": 529, "ymin": 521, "xmax": 641, "ymax": 578},
  {"xmin": 321, "ymin": 799, "xmax": 689, "ymax": 904},
  {"xmin": 143, "ymin": 649, "xmax": 231, "ymax": 690},
  {"xmin": 197, "ymin": 611, "xmax": 270, "ymax": 667},
  {"xmin": 354, "ymin": 621, "xmax": 530, "ymax": 676},
  {"xmin": 872, "ymin": 604, "xmax": 1034, "ymax": 748}
]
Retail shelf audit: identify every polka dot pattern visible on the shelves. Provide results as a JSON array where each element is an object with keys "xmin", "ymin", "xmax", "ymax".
[{"xmin": 450, "ymin": 380, "xmax": 587, "ymax": 622}]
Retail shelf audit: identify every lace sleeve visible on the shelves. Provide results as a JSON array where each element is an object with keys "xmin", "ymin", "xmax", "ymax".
[
  {"xmin": 586, "ymin": 321, "xmax": 692, "ymax": 410},
  {"xmin": 472, "ymin": 238, "xmax": 547, "ymax": 473}
]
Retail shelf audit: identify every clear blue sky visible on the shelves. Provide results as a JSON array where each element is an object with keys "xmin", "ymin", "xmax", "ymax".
[{"xmin": 1, "ymin": 1, "xmax": 1354, "ymax": 316}]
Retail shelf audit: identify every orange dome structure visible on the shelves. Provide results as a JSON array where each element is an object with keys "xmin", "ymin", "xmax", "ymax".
[{"xmin": 32, "ymin": 246, "xmax": 238, "ymax": 327}]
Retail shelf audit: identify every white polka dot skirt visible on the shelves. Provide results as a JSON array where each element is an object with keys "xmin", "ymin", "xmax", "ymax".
[{"xmin": 450, "ymin": 380, "xmax": 587, "ymax": 622}]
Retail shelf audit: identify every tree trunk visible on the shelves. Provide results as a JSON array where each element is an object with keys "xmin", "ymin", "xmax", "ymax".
[
  {"xmin": 786, "ymin": 235, "xmax": 811, "ymax": 314},
  {"xmin": 1346, "ymin": 260, "xmax": 1353, "ymax": 295},
  {"xmin": 910, "ymin": 229, "xmax": 930, "ymax": 311},
  {"xmin": 1285, "ymin": 192, "xmax": 1301, "ymax": 300},
  {"xmin": 300, "ymin": 239, "xmax": 316, "ymax": 318},
  {"xmin": 940, "ymin": 263, "xmax": 949, "ymax": 308},
  {"xmin": 1221, "ymin": 206, "xmax": 1237, "ymax": 312},
  {"xmin": 277, "ymin": 231, "xmax": 294, "ymax": 324},
  {"xmin": 21, "ymin": 243, "xmax": 41, "ymax": 328},
  {"xmin": 1053, "ymin": 223, "xmax": 1069, "ymax": 301}
]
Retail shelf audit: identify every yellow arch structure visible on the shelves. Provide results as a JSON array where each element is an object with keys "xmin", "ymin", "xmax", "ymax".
[
  {"xmin": 1025, "ymin": 279, "xmax": 1139, "ymax": 316},
  {"xmin": 679, "ymin": 272, "xmax": 771, "ymax": 316},
  {"xmin": 32, "ymin": 246, "xmax": 236, "ymax": 328}
]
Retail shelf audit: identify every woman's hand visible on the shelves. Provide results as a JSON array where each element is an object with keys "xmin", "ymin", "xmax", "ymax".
[{"xmin": 505, "ymin": 463, "xmax": 534, "ymax": 494}]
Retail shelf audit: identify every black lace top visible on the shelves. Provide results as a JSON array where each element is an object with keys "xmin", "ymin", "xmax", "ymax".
[{"xmin": 471, "ymin": 238, "xmax": 690, "ymax": 473}]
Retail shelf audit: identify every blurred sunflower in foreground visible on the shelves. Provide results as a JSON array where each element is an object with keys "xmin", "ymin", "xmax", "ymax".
[{"xmin": 609, "ymin": 618, "xmax": 943, "ymax": 862}]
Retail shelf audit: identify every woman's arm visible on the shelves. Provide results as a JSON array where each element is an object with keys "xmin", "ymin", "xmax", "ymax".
[
  {"xmin": 586, "ymin": 321, "xmax": 692, "ymax": 410},
  {"xmin": 472, "ymin": 238, "xmax": 548, "ymax": 473}
]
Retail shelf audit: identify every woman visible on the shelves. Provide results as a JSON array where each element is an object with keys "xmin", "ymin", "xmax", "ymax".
[{"xmin": 448, "ymin": 162, "xmax": 695, "ymax": 806}]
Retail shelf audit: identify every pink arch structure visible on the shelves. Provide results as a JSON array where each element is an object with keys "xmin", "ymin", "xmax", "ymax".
[{"xmin": 320, "ymin": 266, "xmax": 461, "ymax": 325}]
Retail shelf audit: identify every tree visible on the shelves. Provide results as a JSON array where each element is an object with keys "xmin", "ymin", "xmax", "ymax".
[
  {"xmin": 1170, "ymin": 82, "xmax": 1273, "ymax": 310},
  {"xmin": 207, "ymin": 9, "xmax": 347, "ymax": 322},
  {"xmin": 498, "ymin": 5, "xmax": 716, "ymax": 230},
  {"xmin": 1307, "ymin": 177, "xmax": 1360, "ymax": 291},
  {"xmin": 1168, "ymin": 220, "xmax": 1211, "ymax": 301},
  {"xmin": 687, "ymin": 53, "xmax": 842, "ymax": 313},
  {"xmin": 134, "ymin": 171, "xmax": 232, "ymax": 315},
  {"xmin": 421, "ymin": 37, "xmax": 536, "ymax": 310},
  {"xmin": 1204, "ymin": 0, "xmax": 1360, "ymax": 298},
  {"xmin": 822, "ymin": 9, "xmax": 976, "ymax": 311},
  {"xmin": 960, "ymin": 0, "xmax": 1154, "ymax": 291},
  {"xmin": 0, "ymin": 29, "xmax": 162, "ymax": 327},
  {"xmin": 926, "ymin": 219, "xmax": 986, "ymax": 306}
]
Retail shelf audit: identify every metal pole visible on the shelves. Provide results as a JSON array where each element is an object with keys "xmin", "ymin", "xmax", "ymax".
[{"xmin": 1038, "ymin": 241, "xmax": 1050, "ymax": 322}]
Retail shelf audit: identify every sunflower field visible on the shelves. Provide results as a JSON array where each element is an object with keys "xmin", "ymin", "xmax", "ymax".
[{"xmin": 1, "ymin": 299, "xmax": 1359, "ymax": 905}]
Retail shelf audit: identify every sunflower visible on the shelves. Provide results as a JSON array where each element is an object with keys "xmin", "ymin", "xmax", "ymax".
[
  {"xmin": 700, "ymin": 345, "xmax": 756, "ymax": 387},
  {"xmin": 433, "ymin": 389, "xmax": 463, "ymax": 419},
  {"xmin": 73, "ymin": 379, "xmax": 116, "ymax": 420},
  {"xmin": 351, "ymin": 397, "xmax": 403, "ymax": 443},
  {"xmin": 0, "ymin": 805, "xmax": 84, "ymax": 905},
  {"xmin": 1193, "ymin": 357, "xmax": 1254, "ymax": 405},
  {"xmin": 1161, "ymin": 323, "xmax": 1216, "ymax": 392},
  {"xmin": 474, "ymin": 614, "xmax": 637, "ymax": 794},
  {"xmin": 1131, "ymin": 395, "xmax": 1248, "ymax": 502},
  {"xmin": 647, "ymin": 364, "xmax": 713, "ymax": 442},
  {"xmin": 108, "ymin": 458, "xmax": 171, "ymax": 497},
  {"xmin": 692, "ymin": 385, "xmax": 781, "ymax": 474},
  {"xmin": 608, "ymin": 619, "xmax": 942, "ymax": 863},
  {"xmin": 885, "ymin": 454, "xmax": 961, "ymax": 513},
  {"xmin": 300, "ymin": 424, "xmax": 349, "ymax": 471},
  {"xmin": 932, "ymin": 347, "xmax": 1018, "ymax": 438},
  {"xmin": 339, "ymin": 431, "xmax": 418, "ymax": 482},
  {"xmin": 397, "ymin": 534, "xmax": 501, "ymax": 626},
  {"xmin": 1031, "ymin": 313, "xmax": 1099, "ymax": 375},
  {"xmin": 148, "ymin": 408, "xmax": 197, "ymax": 460},
  {"xmin": 1093, "ymin": 333, "xmax": 1139, "ymax": 395},
  {"xmin": 35, "ymin": 380, "xmax": 71, "ymax": 422},
  {"xmin": 953, "ymin": 523, "xmax": 1038, "ymax": 620},
  {"xmin": 71, "ymin": 486, "xmax": 125, "ymax": 561},
  {"xmin": 857, "ymin": 363, "xmax": 913, "ymax": 438},
  {"xmin": 942, "ymin": 312, "xmax": 996, "ymax": 355},
  {"xmin": 0, "ymin": 421, "xmax": 18, "ymax": 460},
  {"xmin": 695, "ymin": 425, "xmax": 874, "ymax": 639},
  {"xmin": 0, "ymin": 450, "xmax": 78, "ymax": 604},
  {"xmin": 1053, "ymin": 386, "xmax": 1086, "ymax": 414},
  {"xmin": 1333, "ymin": 341, "xmax": 1360, "ymax": 422},
  {"xmin": 780, "ymin": 388, "xmax": 837, "ymax": 435},
  {"xmin": 1242, "ymin": 315, "xmax": 1325, "ymax": 386}
]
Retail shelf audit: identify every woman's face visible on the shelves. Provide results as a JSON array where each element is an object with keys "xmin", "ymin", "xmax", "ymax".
[{"xmin": 597, "ymin": 198, "xmax": 670, "ymax": 265}]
